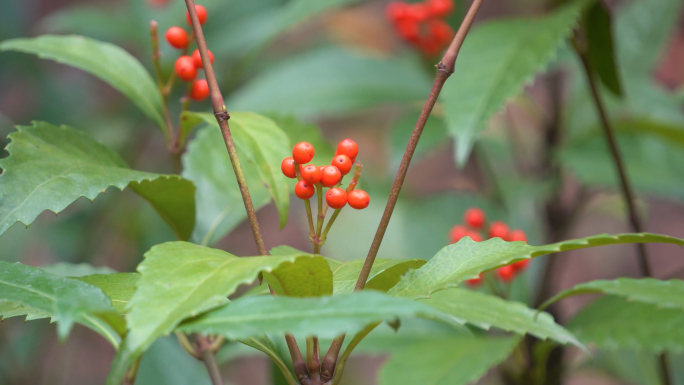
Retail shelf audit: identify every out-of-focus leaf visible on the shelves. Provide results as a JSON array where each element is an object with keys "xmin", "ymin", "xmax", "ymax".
[
  {"xmin": 0, "ymin": 122, "xmax": 195, "ymax": 240},
  {"xmin": 40, "ymin": 263, "xmax": 116, "ymax": 277},
  {"xmin": 265, "ymin": 114, "xmax": 335, "ymax": 165},
  {"xmin": 239, "ymin": 336, "xmax": 298, "ymax": 385},
  {"xmin": 584, "ymin": 1, "xmax": 622, "ymax": 96},
  {"xmin": 332, "ymin": 258, "xmax": 426, "ymax": 294},
  {"xmin": 76, "ymin": 273, "xmax": 139, "ymax": 314},
  {"xmin": 0, "ymin": 35, "xmax": 165, "ymax": 130},
  {"xmin": 389, "ymin": 111, "xmax": 448, "ymax": 168},
  {"xmin": 136, "ymin": 337, "xmax": 211, "ymax": 385}
]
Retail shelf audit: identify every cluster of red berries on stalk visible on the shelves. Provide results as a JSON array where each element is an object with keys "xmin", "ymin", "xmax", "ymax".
[
  {"xmin": 386, "ymin": 0, "xmax": 455, "ymax": 56},
  {"xmin": 450, "ymin": 208, "xmax": 530, "ymax": 286},
  {"xmin": 164, "ymin": 5, "xmax": 213, "ymax": 101}
]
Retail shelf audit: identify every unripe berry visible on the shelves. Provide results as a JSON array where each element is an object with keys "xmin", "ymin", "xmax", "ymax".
[
  {"xmin": 186, "ymin": 4, "xmax": 208, "ymax": 25},
  {"xmin": 301, "ymin": 164, "xmax": 322, "ymax": 185},
  {"xmin": 466, "ymin": 231, "xmax": 483, "ymax": 242},
  {"xmin": 293, "ymin": 142, "xmax": 314, "ymax": 164},
  {"xmin": 192, "ymin": 49, "xmax": 214, "ymax": 69},
  {"xmin": 497, "ymin": 265, "xmax": 515, "ymax": 282},
  {"xmin": 281, "ymin": 157, "xmax": 297, "ymax": 179},
  {"xmin": 511, "ymin": 259, "xmax": 530, "ymax": 272},
  {"xmin": 326, "ymin": 188, "xmax": 348, "ymax": 209},
  {"xmin": 165, "ymin": 26, "xmax": 189, "ymax": 49},
  {"xmin": 509, "ymin": 229, "xmax": 527, "ymax": 242},
  {"xmin": 336, "ymin": 139, "xmax": 359, "ymax": 160},
  {"xmin": 320, "ymin": 166, "xmax": 341, "ymax": 187},
  {"xmin": 449, "ymin": 225, "xmax": 468, "ymax": 243},
  {"xmin": 294, "ymin": 180, "xmax": 315, "ymax": 200},
  {"xmin": 348, "ymin": 189, "xmax": 370, "ymax": 210},
  {"xmin": 488, "ymin": 221, "xmax": 510, "ymax": 240},
  {"xmin": 465, "ymin": 274, "xmax": 482, "ymax": 287},
  {"xmin": 190, "ymin": 79, "xmax": 209, "ymax": 101},
  {"xmin": 175, "ymin": 56, "xmax": 197, "ymax": 81},
  {"xmin": 464, "ymin": 208, "xmax": 486, "ymax": 229},
  {"xmin": 331, "ymin": 154, "xmax": 353, "ymax": 175},
  {"xmin": 426, "ymin": 0, "xmax": 455, "ymax": 18}
]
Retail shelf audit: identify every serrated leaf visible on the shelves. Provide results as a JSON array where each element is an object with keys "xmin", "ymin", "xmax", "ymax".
[
  {"xmin": 379, "ymin": 335, "xmax": 519, "ymax": 385},
  {"xmin": 569, "ymin": 295, "xmax": 684, "ymax": 353},
  {"xmin": 0, "ymin": 35, "xmax": 165, "ymax": 130},
  {"xmin": 421, "ymin": 289, "xmax": 582, "ymax": 348},
  {"xmin": 0, "ymin": 122, "xmax": 195, "ymax": 240},
  {"xmin": 76, "ymin": 273, "xmax": 139, "ymax": 314},
  {"xmin": 389, "ymin": 233, "xmax": 684, "ymax": 299},
  {"xmin": 443, "ymin": 0, "xmax": 592, "ymax": 165},
  {"xmin": 584, "ymin": 1, "xmax": 622, "ymax": 96},
  {"xmin": 106, "ymin": 242, "xmax": 323, "ymax": 385},
  {"xmin": 332, "ymin": 258, "xmax": 427, "ymax": 294}
]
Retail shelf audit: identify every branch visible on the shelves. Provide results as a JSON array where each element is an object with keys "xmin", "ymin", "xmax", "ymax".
[{"xmin": 196, "ymin": 335, "xmax": 224, "ymax": 385}]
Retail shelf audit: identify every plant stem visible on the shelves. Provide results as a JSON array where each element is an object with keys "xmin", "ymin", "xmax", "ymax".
[
  {"xmin": 150, "ymin": 20, "xmax": 175, "ymax": 148},
  {"xmin": 314, "ymin": 183, "xmax": 325, "ymax": 253},
  {"xmin": 196, "ymin": 335, "xmax": 224, "ymax": 385},
  {"xmin": 286, "ymin": 334, "xmax": 310, "ymax": 384},
  {"xmin": 306, "ymin": 336, "xmax": 321, "ymax": 383}
]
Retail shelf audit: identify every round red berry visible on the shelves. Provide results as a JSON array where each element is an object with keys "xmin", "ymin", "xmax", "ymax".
[
  {"xmin": 466, "ymin": 231, "xmax": 483, "ymax": 242},
  {"xmin": 281, "ymin": 157, "xmax": 296, "ymax": 179},
  {"xmin": 497, "ymin": 265, "xmax": 516, "ymax": 282},
  {"xmin": 293, "ymin": 142, "xmax": 315, "ymax": 164},
  {"xmin": 465, "ymin": 274, "xmax": 482, "ymax": 287},
  {"xmin": 336, "ymin": 139, "xmax": 359, "ymax": 160},
  {"xmin": 331, "ymin": 154, "xmax": 353, "ymax": 175},
  {"xmin": 326, "ymin": 188, "xmax": 348, "ymax": 209},
  {"xmin": 509, "ymin": 229, "xmax": 527, "ymax": 242},
  {"xmin": 294, "ymin": 180, "xmax": 315, "ymax": 200},
  {"xmin": 428, "ymin": 19, "xmax": 454, "ymax": 45},
  {"xmin": 488, "ymin": 221, "xmax": 510, "ymax": 240},
  {"xmin": 190, "ymin": 79, "xmax": 209, "ymax": 101},
  {"xmin": 348, "ymin": 189, "xmax": 370, "ymax": 210},
  {"xmin": 192, "ymin": 49, "xmax": 215, "ymax": 69},
  {"xmin": 186, "ymin": 4, "xmax": 208, "ymax": 25},
  {"xmin": 408, "ymin": 3, "xmax": 430, "ymax": 21},
  {"xmin": 165, "ymin": 26, "xmax": 189, "ymax": 49},
  {"xmin": 464, "ymin": 208, "xmax": 486, "ymax": 229},
  {"xmin": 396, "ymin": 19, "xmax": 420, "ymax": 43},
  {"xmin": 320, "ymin": 166, "xmax": 342, "ymax": 187},
  {"xmin": 386, "ymin": 2, "xmax": 411, "ymax": 22},
  {"xmin": 301, "ymin": 164, "xmax": 322, "ymax": 185},
  {"xmin": 511, "ymin": 259, "xmax": 530, "ymax": 272},
  {"xmin": 426, "ymin": 0, "xmax": 455, "ymax": 18},
  {"xmin": 449, "ymin": 225, "xmax": 468, "ymax": 243},
  {"xmin": 175, "ymin": 56, "xmax": 197, "ymax": 81}
]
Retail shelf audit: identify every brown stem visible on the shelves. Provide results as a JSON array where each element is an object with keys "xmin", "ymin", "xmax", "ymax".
[
  {"xmin": 286, "ymin": 334, "xmax": 310, "ymax": 384},
  {"xmin": 306, "ymin": 336, "xmax": 321, "ymax": 384},
  {"xmin": 196, "ymin": 335, "xmax": 224, "ymax": 385}
]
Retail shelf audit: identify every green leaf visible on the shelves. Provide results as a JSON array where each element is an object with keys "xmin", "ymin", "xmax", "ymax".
[
  {"xmin": 379, "ymin": 335, "xmax": 519, "ymax": 385},
  {"xmin": 389, "ymin": 233, "xmax": 684, "ymax": 299},
  {"xmin": 178, "ymin": 291, "xmax": 459, "ymax": 340},
  {"xmin": 332, "ymin": 258, "xmax": 427, "ymax": 294},
  {"xmin": 239, "ymin": 336, "xmax": 298, "ymax": 385},
  {"xmin": 0, "ymin": 35, "xmax": 165, "ymax": 130},
  {"xmin": 40, "ymin": 262, "xmax": 116, "ymax": 277},
  {"xmin": 0, "ymin": 122, "xmax": 195, "ymax": 240},
  {"xmin": 264, "ymin": 255, "xmax": 332, "ymax": 297},
  {"xmin": 421, "ymin": 289, "xmax": 581, "ymax": 347},
  {"xmin": 264, "ymin": 114, "xmax": 335, "ymax": 165},
  {"xmin": 182, "ymin": 112, "xmax": 290, "ymax": 245},
  {"xmin": 106, "ymin": 242, "xmax": 322, "ymax": 385},
  {"xmin": 569, "ymin": 295, "xmax": 684, "ymax": 353},
  {"xmin": 76, "ymin": 273, "xmax": 139, "ymax": 314},
  {"xmin": 443, "ymin": 0, "xmax": 592, "ymax": 165},
  {"xmin": 583, "ymin": 1, "xmax": 622, "ymax": 96}
]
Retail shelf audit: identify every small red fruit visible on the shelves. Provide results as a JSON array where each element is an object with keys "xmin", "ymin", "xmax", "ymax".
[
  {"xmin": 488, "ymin": 221, "xmax": 510, "ymax": 240},
  {"xmin": 326, "ymin": 188, "xmax": 348, "ymax": 209},
  {"xmin": 407, "ymin": 3, "xmax": 430, "ymax": 21},
  {"xmin": 301, "ymin": 164, "xmax": 322, "ymax": 185},
  {"xmin": 511, "ymin": 259, "xmax": 530, "ymax": 272},
  {"xmin": 175, "ymin": 56, "xmax": 197, "ymax": 81},
  {"xmin": 386, "ymin": 2, "xmax": 411, "ymax": 22},
  {"xmin": 186, "ymin": 4, "xmax": 208, "ymax": 25},
  {"xmin": 332, "ymin": 154, "xmax": 353, "ymax": 175},
  {"xmin": 192, "ymin": 49, "xmax": 215, "ymax": 68},
  {"xmin": 428, "ymin": 19, "xmax": 454, "ymax": 45},
  {"xmin": 464, "ymin": 208, "xmax": 486, "ymax": 229},
  {"xmin": 281, "ymin": 157, "xmax": 297, "ymax": 179},
  {"xmin": 509, "ymin": 229, "xmax": 527, "ymax": 242},
  {"xmin": 426, "ymin": 0, "xmax": 455, "ymax": 18},
  {"xmin": 320, "ymin": 166, "xmax": 342, "ymax": 187},
  {"xmin": 165, "ymin": 26, "xmax": 189, "ymax": 49},
  {"xmin": 465, "ymin": 274, "xmax": 482, "ymax": 287},
  {"xmin": 449, "ymin": 225, "xmax": 468, "ymax": 243},
  {"xmin": 396, "ymin": 19, "xmax": 420, "ymax": 43},
  {"xmin": 336, "ymin": 139, "xmax": 359, "ymax": 160},
  {"xmin": 497, "ymin": 265, "xmax": 515, "ymax": 282},
  {"xmin": 348, "ymin": 189, "xmax": 370, "ymax": 209},
  {"xmin": 466, "ymin": 231, "xmax": 483, "ymax": 242},
  {"xmin": 294, "ymin": 180, "xmax": 315, "ymax": 200},
  {"xmin": 190, "ymin": 79, "xmax": 209, "ymax": 101},
  {"xmin": 293, "ymin": 142, "xmax": 315, "ymax": 164}
]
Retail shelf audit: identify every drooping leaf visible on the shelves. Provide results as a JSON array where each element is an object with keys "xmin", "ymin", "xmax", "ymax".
[
  {"xmin": 389, "ymin": 233, "xmax": 684, "ymax": 299},
  {"xmin": 569, "ymin": 295, "xmax": 684, "ymax": 353},
  {"xmin": 40, "ymin": 262, "xmax": 116, "ymax": 277},
  {"xmin": 76, "ymin": 273, "xmax": 139, "ymax": 314},
  {"xmin": 0, "ymin": 122, "xmax": 195, "ymax": 240},
  {"xmin": 583, "ymin": 1, "xmax": 622, "ymax": 96},
  {"xmin": 379, "ymin": 335, "xmax": 519, "ymax": 385},
  {"xmin": 332, "ymin": 258, "xmax": 427, "ymax": 294},
  {"xmin": 0, "ymin": 35, "xmax": 165, "ymax": 130},
  {"xmin": 106, "ymin": 242, "xmax": 323, "ymax": 385},
  {"xmin": 442, "ymin": 0, "xmax": 593, "ymax": 165}
]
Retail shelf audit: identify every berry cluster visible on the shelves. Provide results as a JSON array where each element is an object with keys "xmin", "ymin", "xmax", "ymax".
[
  {"xmin": 449, "ymin": 208, "xmax": 530, "ymax": 286},
  {"xmin": 386, "ymin": 0, "xmax": 455, "ymax": 56},
  {"xmin": 164, "ymin": 5, "xmax": 213, "ymax": 101}
]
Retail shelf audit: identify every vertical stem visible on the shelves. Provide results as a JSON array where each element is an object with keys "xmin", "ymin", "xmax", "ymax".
[
  {"xmin": 150, "ymin": 20, "xmax": 175, "ymax": 148},
  {"xmin": 196, "ymin": 335, "xmax": 224, "ymax": 385}
]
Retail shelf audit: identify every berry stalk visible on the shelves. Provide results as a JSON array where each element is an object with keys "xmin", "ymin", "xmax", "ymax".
[{"xmin": 149, "ymin": 20, "xmax": 175, "ymax": 148}]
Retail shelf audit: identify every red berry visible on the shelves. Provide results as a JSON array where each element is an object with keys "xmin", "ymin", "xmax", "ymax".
[
  {"xmin": 281, "ymin": 157, "xmax": 297, "ymax": 179},
  {"xmin": 428, "ymin": 19, "xmax": 454, "ymax": 45},
  {"xmin": 426, "ymin": 0, "xmax": 455, "ymax": 18},
  {"xmin": 165, "ymin": 26, "xmax": 189, "ymax": 49},
  {"xmin": 408, "ymin": 3, "xmax": 430, "ymax": 21},
  {"xmin": 466, "ymin": 231, "xmax": 483, "ymax": 242},
  {"xmin": 320, "ymin": 166, "xmax": 342, "ymax": 187},
  {"xmin": 396, "ymin": 19, "xmax": 420, "ymax": 43},
  {"xmin": 509, "ymin": 229, "xmax": 527, "ymax": 242},
  {"xmin": 190, "ymin": 79, "xmax": 209, "ymax": 101},
  {"xmin": 192, "ymin": 49, "xmax": 214, "ymax": 69},
  {"xmin": 464, "ymin": 208, "xmax": 486, "ymax": 229},
  {"xmin": 488, "ymin": 221, "xmax": 510, "ymax": 240},
  {"xmin": 419, "ymin": 34, "xmax": 441, "ymax": 56},
  {"xmin": 336, "ymin": 139, "xmax": 359, "ymax": 159},
  {"xmin": 497, "ymin": 265, "xmax": 515, "ymax": 282},
  {"xmin": 386, "ymin": 2, "xmax": 411, "ymax": 22},
  {"xmin": 331, "ymin": 154, "xmax": 353, "ymax": 175},
  {"xmin": 175, "ymin": 56, "xmax": 197, "ymax": 81},
  {"xmin": 348, "ymin": 190, "xmax": 370, "ymax": 210},
  {"xmin": 449, "ymin": 225, "xmax": 468, "ymax": 243},
  {"xmin": 465, "ymin": 274, "xmax": 482, "ymax": 287},
  {"xmin": 326, "ymin": 188, "xmax": 348, "ymax": 209},
  {"xmin": 511, "ymin": 259, "xmax": 530, "ymax": 272},
  {"xmin": 186, "ymin": 4, "xmax": 208, "ymax": 25},
  {"xmin": 294, "ymin": 180, "xmax": 315, "ymax": 200},
  {"xmin": 301, "ymin": 164, "xmax": 322, "ymax": 185},
  {"xmin": 293, "ymin": 142, "xmax": 315, "ymax": 164}
]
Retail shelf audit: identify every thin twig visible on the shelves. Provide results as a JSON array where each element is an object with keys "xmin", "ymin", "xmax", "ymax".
[
  {"xmin": 150, "ymin": 20, "xmax": 175, "ymax": 148},
  {"xmin": 196, "ymin": 335, "xmax": 224, "ymax": 385}
]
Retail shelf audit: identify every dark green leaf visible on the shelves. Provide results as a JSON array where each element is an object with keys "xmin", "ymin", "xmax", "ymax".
[
  {"xmin": 584, "ymin": 1, "xmax": 622, "ymax": 96},
  {"xmin": 332, "ymin": 258, "xmax": 427, "ymax": 294}
]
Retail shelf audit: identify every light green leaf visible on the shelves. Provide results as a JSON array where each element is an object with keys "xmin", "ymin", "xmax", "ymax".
[
  {"xmin": 389, "ymin": 233, "xmax": 684, "ymax": 299},
  {"xmin": 584, "ymin": 1, "xmax": 622, "ymax": 96},
  {"xmin": 106, "ymin": 241, "xmax": 321, "ymax": 385},
  {"xmin": 264, "ymin": 256, "xmax": 332, "ymax": 297},
  {"xmin": 332, "ymin": 258, "xmax": 427, "ymax": 294},
  {"xmin": 40, "ymin": 262, "xmax": 116, "ymax": 277},
  {"xmin": 0, "ymin": 122, "xmax": 195, "ymax": 240},
  {"xmin": 379, "ymin": 335, "xmax": 519, "ymax": 385},
  {"xmin": 569, "ymin": 295, "xmax": 684, "ymax": 353},
  {"xmin": 76, "ymin": 273, "xmax": 139, "ymax": 314},
  {"xmin": 0, "ymin": 35, "xmax": 165, "ymax": 130},
  {"xmin": 443, "ymin": 0, "xmax": 592, "ymax": 165}
]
